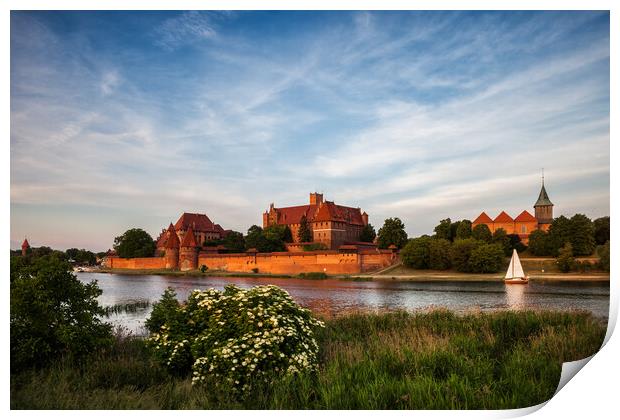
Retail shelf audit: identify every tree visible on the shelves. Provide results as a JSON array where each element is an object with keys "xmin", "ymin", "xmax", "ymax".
[
  {"xmin": 556, "ymin": 242, "xmax": 575, "ymax": 273},
  {"xmin": 433, "ymin": 218, "xmax": 452, "ymax": 241},
  {"xmin": 468, "ymin": 243, "xmax": 505, "ymax": 273},
  {"xmin": 527, "ymin": 229, "xmax": 551, "ymax": 256},
  {"xmin": 377, "ymin": 217, "xmax": 408, "ymax": 249},
  {"xmin": 507, "ymin": 234, "xmax": 527, "ymax": 253},
  {"xmin": 597, "ymin": 241, "xmax": 610, "ymax": 272},
  {"xmin": 298, "ymin": 215, "xmax": 313, "ymax": 243},
  {"xmin": 450, "ymin": 221, "xmax": 461, "ymax": 242},
  {"xmin": 264, "ymin": 224, "xmax": 293, "ymax": 244},
  {"xmin": 246, "ymin": 225, "xmax": 288, "ymax": 253},
  {"xmin": 222, "ymin": 231, "xmax": 245, "ymax": 253},
  {"xmin": 472, "ymin": 224, "xmax": 492, "ymax": 243},
  {"xmin": 492, "ymin": 228, "xmax": 512, "ymax": 256},
  {"xmin": 10, "ymin": 256, "xmax": 113, "ymax": 371},
  {"xmin": 401, "ymin": 236, "xmax": 432, "ymax": 269},
  {"xmin": 594, "ymin": 216, "xmax": 610, "ymax": 246},
  {"xmin": 450, "ymin": 238, "xmax": 483, "ymax": 272},
  {"xmin": 569, "ymin": 214, "xmax": 595, "ymax": 256},
  {"xmin": 145, "ymin": 287, "xmax": 181, "ymax": 334},
  {"xmin": 429, "ymin": 239, "xmax": 452, "ymax": 270},
  {"xmin": 113, "ymin": 228, "xmax": 156, "ymax": 258},
  {"xmin": 456, "ymin": 220, "xmax": 472, "ymax": 240},
  {"xmin": 547, "ymin": 216, "xmax": 571, "ymax": 256},
  {"xmin": 359, "ymin": 223, "xmax": 377, "ymax": 243},
  {"xmin": 66, "ymin": 248, "xmax": 80, "ymax": 261}
]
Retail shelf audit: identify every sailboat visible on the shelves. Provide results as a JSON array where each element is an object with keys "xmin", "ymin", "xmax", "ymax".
[{"xmin": 504, "ymin": 249, "xmax": 529, "ymax": 284}]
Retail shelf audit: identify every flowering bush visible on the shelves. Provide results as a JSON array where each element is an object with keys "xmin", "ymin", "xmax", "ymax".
[{"xmin": 147, "ymin": 284, "xmax": 324, "ymax": 390}]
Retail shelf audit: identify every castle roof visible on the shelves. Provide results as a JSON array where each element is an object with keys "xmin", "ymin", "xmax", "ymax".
[
  {"xmin": 514, "ymin": 210, "xmax": 537, "ymax": 222},
  {"xmin": 21, "ymin": 238, "xmax": 30, "ymax": 249},
  {"xmin": 164, "ymin": 223, "xmax": 180, "ymax": 248},
  {"xmin": 473, "ymin": 212, "xmax": 493, "ymax": 224},
  {"xmin": 181, "ymin": 227, "xmax": 198, "ymax": 247},
  {"xmin": 269, "ymin": 200, "xmax": 364, "ymax": 226},
  {"xmin": 175, "ymin": 213, "xmax": 223, "ymax": 234},
  {"xmin": 534, "ymin": 184, "xmax": 553, "ymax": 207},
  {"xmin": 494, "ymin": 211, "xmax": 514, "ymax": 223}
]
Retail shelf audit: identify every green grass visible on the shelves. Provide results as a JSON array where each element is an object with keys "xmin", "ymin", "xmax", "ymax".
[{"xmin": 10, "ymin": 310, "xmax": 605, "ymax": 409}]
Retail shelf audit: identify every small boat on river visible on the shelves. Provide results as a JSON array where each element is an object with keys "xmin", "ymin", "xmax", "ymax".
[{"xmin": 504, "ymin": 249, "xmax": 529, "ymax": 284}]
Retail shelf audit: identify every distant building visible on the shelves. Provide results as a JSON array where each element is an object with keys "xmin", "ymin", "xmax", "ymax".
[
  {"xmin": 262, "ymin": 192, "xmax": 369, "ymax": 250},
  {"xmin": 21, "ymin": 238, "xmax": 30, "ymax": 256},
  {"xmin": 155, "ymin": 212, "xmax": 228, "ymax": 255},
  {"xmin": 472, "ymin": 178, "xmax": 554, "ymax": 245}
]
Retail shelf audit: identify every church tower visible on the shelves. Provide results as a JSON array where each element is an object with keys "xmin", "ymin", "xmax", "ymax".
[{"xmin": 534, "ymin": 171, "xmax": 554, "ymax": 231}]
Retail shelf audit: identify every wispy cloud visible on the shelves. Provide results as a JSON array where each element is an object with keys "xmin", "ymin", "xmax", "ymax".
[{"xmin": 154, "ymin": 11, "xmax": 223, "ymax": 50}]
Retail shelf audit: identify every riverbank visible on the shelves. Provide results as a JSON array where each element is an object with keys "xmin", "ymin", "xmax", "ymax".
[
  {"xmin": 11, "ymin": 309, "xmax": 606, "ymax": 409},
  {"xmin": 92, "ymin": 267, "xmax": 609, "ymax": 282}
]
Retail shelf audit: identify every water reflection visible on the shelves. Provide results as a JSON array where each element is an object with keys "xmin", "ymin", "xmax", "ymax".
[
  {"xmin": 505, "ymin": 284, "xmax": 527, "ymax": 310},
  {"xmin": 78, "ymin": 273, "xmax": 610, "ymax": 335}
]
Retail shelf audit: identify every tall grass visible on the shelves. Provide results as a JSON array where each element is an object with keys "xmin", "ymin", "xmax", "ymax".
[
  {"xmin": 11, "ymin": 309, "xmax": 605, "ymax": 409},
  {"xmin": 102, "ymin": 300, "xmax": 151, "ymax": 316}
]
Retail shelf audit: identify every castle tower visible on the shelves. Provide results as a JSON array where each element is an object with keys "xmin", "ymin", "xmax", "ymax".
[
  {"xmin": 361, "ymin": 211, "xmax": 369, "ymax": 226},
  {"xmin": 164, "ymin": 223, "xmax": 180, "ymax": 269},
  {"xmin": 21, "ymin": 238, "xmax": 30, "ymax": 256},
  {"xmin": 309, "ymin": 192, "xmax": 323, "ymax": 205},
  {"xmin": 534, "ymin": 172, "xmax": 554, "ymax": 231},
  {"xmin": 179, "ymin": 226, "xmax": 198, "ymax": 271}
]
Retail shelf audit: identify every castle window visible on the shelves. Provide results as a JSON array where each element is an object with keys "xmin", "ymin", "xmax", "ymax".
[{"xmin": 521, "ymin": 225, "xmax": 527, "ymax": 233}]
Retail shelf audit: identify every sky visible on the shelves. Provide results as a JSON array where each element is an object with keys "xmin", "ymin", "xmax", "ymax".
[{"xmin": 10, "ymin": 10, "xmax": 610, "ymax": 251}]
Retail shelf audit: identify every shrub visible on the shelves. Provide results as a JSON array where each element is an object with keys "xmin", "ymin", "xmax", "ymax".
[
  {"xmin": 302, "ymin": 243, "xmax": 328, "ymax": 251},
  {"xmin": 251, "ymin": 268, "xmax": 259, "ymax": 274},
  {"xmin": 597, "ymin": 241, "xmax": 610, "ymax": 272},
  {"xmin": 200, "ymin": 265, "xmax": 208, "ymax": 273},
  {"xmin": 429, "ymin": 238, "xmax": 452, "ymax": 270},
  {"xmin": 400, "ymin": 236, "xmax": 432, "ymax": 269},
  {"xmin": 450, "ymin": 238, "xmax": 483, "ymax": 272},
  {"xmin": 556, "ymin": 242, "xmax": 575, "ymax": 273},
  {"xmin": 146, "ymin": 285, "xmax": 324, "ymax": 392},
  {"xmin": 298, "ymin": 272, "xmax": 328, "ymax": 279},
  {"xmin": 145, "ymin": 288, "xmax": 181, "ymax": 334},
  {"xmin": 10, "ymin": 256, "xmax": 113, "ymax": 371},
  {"xmin": 468, "ymin": 244, "xmax": 505, "ymax": 273}
]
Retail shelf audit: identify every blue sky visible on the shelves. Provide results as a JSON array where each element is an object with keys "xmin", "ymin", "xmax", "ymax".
[{"xmin": 10, "ymin": 11, "xmax": 609, "ymax": 251}]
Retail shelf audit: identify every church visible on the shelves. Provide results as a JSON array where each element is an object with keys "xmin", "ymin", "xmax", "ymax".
[
  {"xmin": 262, "ymin": 193, "xmax": 369, "ymax": 250},
  {"xmin": 472, "ymin": 179, "xmax": 554, "ymax": 245}
]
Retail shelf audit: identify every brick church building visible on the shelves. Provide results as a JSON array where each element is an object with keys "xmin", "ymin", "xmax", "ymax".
[
  {"xmin": 472, "ymin": 179, "xmax": 554, "ymax": 245},
  {"xmin": 262, "ymin": 193, "xmax": 369, "ymax": 250}
]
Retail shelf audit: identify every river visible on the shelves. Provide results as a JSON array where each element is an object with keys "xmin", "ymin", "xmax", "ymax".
[{"xmin": 76, "ymin": 272, "xmax": 610, "ymax": 335}]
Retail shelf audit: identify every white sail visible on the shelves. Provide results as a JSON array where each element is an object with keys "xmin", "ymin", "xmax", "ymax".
[{"xmin": 505, "ymin": 249, "xmax": 525, "ymax": 279}]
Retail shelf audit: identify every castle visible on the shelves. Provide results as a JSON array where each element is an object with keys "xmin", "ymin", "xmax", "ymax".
[
  {"xmin": 262, "ymin": 193, "xmax": 369, "ymax": 250},
  {"xmin": 155, "ymin": 212, "xmax": 228, "ymax": 255},
  {"xmin": 472, "ymin": 178, "xmax": 554, "ymax": 245}
]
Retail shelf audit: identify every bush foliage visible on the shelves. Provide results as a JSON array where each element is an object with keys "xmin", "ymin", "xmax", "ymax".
[{"xmin": 146, "ymin": 285, "xmax": 324, "ymax": 391}]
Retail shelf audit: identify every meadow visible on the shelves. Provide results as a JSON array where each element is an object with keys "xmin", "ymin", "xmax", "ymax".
[{"xmin": 10, "ymin": 309, "xmax": 606, "ymax": 409}]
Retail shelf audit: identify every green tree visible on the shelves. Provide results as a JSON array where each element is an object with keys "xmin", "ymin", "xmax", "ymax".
[
  {"xmin": 450, "ymin": 238, "xmax": 483, "ymax": 272},
  {"xmin": 472, "ymin": 224, "xmax": 492, "ymax": 243},
  {"xmin": 468, "ymin": 244, "xmax": 505, "ymax": 273},
  {"xmin": 507, "ymin": 234, "xmax": 527, "ymax": 253},
  {"xmin": 597, "ymin": 240, "xmax": 610, "ymax": 272},
  {"xmin": 377, "ymin": 217, "xmax": 408, "ymax": 249},
  {"xmin": 492, "ymin": 228, "xmax": 512, "ymax": 256},
  {"xmin": 547, "ymin": 216, "xmax": 571, "ymax": 256},
  {"xmin": 359, "ymin": 223, "xmax": 377, "ymax": 243},
  {"xmin": 246, "ymin": 225, "xmax": 288, "ymax": 252},
  {"xmin": 10, "ymin": 256, "xmax": 113, "ymax": 371},
  {"xmin": 401, "ymin": 236, "xmax": 432, "ymax": 269},
  {"xmin": 429, "ymin": 238, "xmax": 452, "ymax": 270},
  {"xmin": 113, "ymin": 228, "xmax": 156, "ymax": 258},
  {"xmin": 298, "ymin": 215, "xmax": 313, "ymax": 243},
  {"xmin": 456, "ymin": 220, "xmax": 472, "ymax": 240},
  {"xmin": 594, "ymin": 216, "xmax": 610, "ymax": 246},
  {"xmin": 65, "ymin": 248, "xmax": 80, "ymax": 261},
  {"xmin": 569, "ymin": 214, "xmax": 596, "ymax": 256},
  {"xmin": 222, "ymin": 231, "xmax": 245, "ymax": 253},
  {"xmin": 527, "ymin": 229, "xmax": 551, "ymax": 256},
  {"xmin": 145, "ymin": 287, "xmax": 181, "ymax": 334},
  {"xmin": 433, "ymin": 218, "xmax": 452, "ymax": 241},
  {"xmin": 556, "ymin": 242, "xmax": 575, "ymax": 273}
]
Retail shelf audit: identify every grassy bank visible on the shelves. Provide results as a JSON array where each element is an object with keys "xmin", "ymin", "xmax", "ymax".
[{"xmin": 11, "ymin": 310, "xmax": 605, "ymax": 409}]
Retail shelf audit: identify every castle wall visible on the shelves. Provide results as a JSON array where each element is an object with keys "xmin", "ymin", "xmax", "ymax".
[{"xmin": 105, "ymin": 250, "xmax": 395, "ymax": 275}]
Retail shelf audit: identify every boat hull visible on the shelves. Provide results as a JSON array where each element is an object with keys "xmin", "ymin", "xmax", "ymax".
[{"xmin": 504, "ymin": 277, "xmax": 529, "ymax": 284}]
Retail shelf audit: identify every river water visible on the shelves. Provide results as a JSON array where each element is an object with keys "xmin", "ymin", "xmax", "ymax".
[{"xmin": 76, "ymin": 272, "xmax": 610, "ymax": 335}]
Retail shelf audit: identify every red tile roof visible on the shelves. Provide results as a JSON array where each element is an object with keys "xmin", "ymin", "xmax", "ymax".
[
  {"xmin": 272, "ymin": 201, "xmax": 364, "ymax": 225},
  {"xmin": 181, "ymin": 227, "xmax": 198, "ymax": 247},
  {"xmin": 473, "ymin": 212, "xmax": 493, "ymax": 224},
  {"xmin": 514, "ymin": 210, "xmax": 537, "ymax": 222},
  {"xmin": 175, "ymin": 213, "xmax": 222, "ymax": 233},
  {"xmin": 493, "ymin": 211, "xmax": 514, "ymax": 223},
  {"xmin": 165, "ymin": 223, "xmax": 180, "ymax": 248}
]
